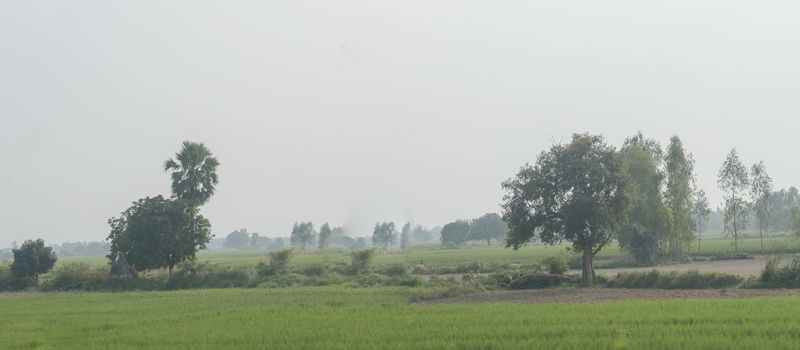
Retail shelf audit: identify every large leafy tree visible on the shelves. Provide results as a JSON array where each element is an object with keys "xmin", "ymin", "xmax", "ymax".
[
  {"xmin": 617, "ymin": 139, "xmax": 670, "ymax": 265},
  {"xmin": 318, "ymin": 223, "xmax": 332, "ymax": 251},
  {"xmin": 224, "ymin": 229, "xmax": 251, "ymax": 249},
  {"xmin": 164, "ymin": 141, "xmax": 220, "ymax": 206},
  {"xmin": 290, "ymin": 222, "xmax": 316, "ymax": 251},
  {"xmin": 664, "ymin": 136, "xmax": 695, "ymax": 257},
  {"xmin": 470, "ymin": 213, "xmax": 508, "ymax": 246},
  {"xmin": 440, "ymin": 220, "xmax": 470, "ymax": 246},
  {"xmin": 750, "ymin": 161, "xmax": 773, "ymax": 252},
  {"xmin": 718, "ymin": 149, "xmax": 750, "ymax": 253},
  {"xmin": 372, "ymin": 222, "xmax": 397, "ymax": 251},
  {"xmin": 107, "ymin": 196, "xmax": 212, "ymax": 274},
  {"xmin": 11, "ymin": 239, "xmax": 58, "ymax": 279},
  {"xmin": 502, "ymin": 133, "xmax": 628, "ymax": 286}
]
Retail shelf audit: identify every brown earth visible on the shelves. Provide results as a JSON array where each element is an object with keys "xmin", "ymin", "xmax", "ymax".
[
  {"xmin": 421, "ymin": 288, "xmax": 800, "ymax": 305},
  {"xmin": 586, "ymin": 257, "xmax": 768, "ymax": 278}
]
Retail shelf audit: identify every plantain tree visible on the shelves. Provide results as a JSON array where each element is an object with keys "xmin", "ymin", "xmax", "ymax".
[
  {"xmin": 164, "ymin": 141, "xmax": 220, "ymax": 206},
  {"xmin": 502, "ymin": 133, "xmax": 628, "ymax": 286}
]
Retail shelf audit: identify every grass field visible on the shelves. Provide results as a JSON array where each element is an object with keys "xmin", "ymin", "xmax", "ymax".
[
  {"xmin": 3, "ymin": 286, "xmax": 800, "ymax": 349},
  {"xmin": 53, "ymin": 235, "xmax": 800, "ymax": 269}
]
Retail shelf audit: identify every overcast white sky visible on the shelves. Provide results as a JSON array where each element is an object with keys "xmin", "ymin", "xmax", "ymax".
[{"xmin": 1, "ymin": 1, "xmax": 799, "ymax": 245}]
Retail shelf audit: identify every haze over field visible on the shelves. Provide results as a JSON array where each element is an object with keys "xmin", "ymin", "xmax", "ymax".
[{"xmin": 2, "ymin": 1, "xmax": 799, "ymax": 244}]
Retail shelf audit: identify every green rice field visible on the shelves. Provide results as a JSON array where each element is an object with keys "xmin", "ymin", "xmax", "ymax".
[{"xmin": 3, "ymin": 286, "xmax": 800, "ymax": 349}]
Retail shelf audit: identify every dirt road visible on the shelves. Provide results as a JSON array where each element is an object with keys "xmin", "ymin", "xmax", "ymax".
[{"xmin": 579, "ymin": 258, "xmax": 768, "ymax": 278}]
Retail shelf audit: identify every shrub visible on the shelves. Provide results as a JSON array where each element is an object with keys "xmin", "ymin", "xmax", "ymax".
[
  {"xmin": 607, "ymin": 270, "xmax": 742, "ymax": 289},
  {"xmin": 707, "ymin": 252, "xmax": 752, "ymax": 261},
  {"xmin": 166, "ymin": 262, "xmax": 253, "ymax": 290},
  {"xmin": 258, "ymin": 249, "xmax": 294, "ymax": 276},
  {"xmin": 45, "ymin": 262, "xmax": 107, "ymax": 291},
  {"xmin": 381, "ymin": 264, "xmax": 409, "ymax": 277},
  {"xmin": 350, "ymin": 249, "xmax": 376, "ymax": 274},
  {"xmin": 384, "ymin": 275, "xmax": 423, "ymax": 287},
  {"xmin": 541, "ymin": 256, "xmax": 569, "ymax": 275},
  {"xmin": 752, "ymin": 255, "xmax": 800, "ymax": 288},
  {"xmin": 301, "ymin": 263, "xmax": 329, "ymax": 277},
  {"xmin": 0, "ymin": 263, "xmax": 14, "ymax": 291}
]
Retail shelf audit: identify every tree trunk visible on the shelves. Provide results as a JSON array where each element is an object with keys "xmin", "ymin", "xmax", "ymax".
[
  {"xmin": 168, "ymin": 265, "xmax": 173, "ymax": 276},
  {"xmin": 487, "ymin": 239, "xmax": 491, "ymax": 246},
  {"xmin": 581, "ymin": 247, "xmax": 594, "ymax": 286}
]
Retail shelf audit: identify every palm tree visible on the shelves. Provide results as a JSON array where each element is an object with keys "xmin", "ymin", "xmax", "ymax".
[{"xmin": 164, "ymin": 141, "xmax": 220, "ymax": 206}]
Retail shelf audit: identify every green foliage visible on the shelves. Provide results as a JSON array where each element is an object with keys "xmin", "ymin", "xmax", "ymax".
[
  {"xmin": 440, "ymin": 220, "xmax": 470, "ymax": 246},
  {"xmin": 290, "ymin": 222, "xmax": 316, "ymax": 251},
  {"xmin": 607, "ymin": 270, "xmax": 742, "ymax": 289},
  {"xmin": 224, "ymin": 229, "xmax": 251, "ymax": 249},
  {"xmin": 489, "ymin": 265, "xmax": 575, "ymax": 289},
  {"xmin": 470, "ymin": 213, "xmax": 508, "ymax": 245},
  {"xmin": 541, "ymin": 256, "xmax": 569, "ymax": 275},
  {"xmin": 664, "ymin": 136, "xmax": 696, "ymax": 257},
  {"xmin": 750, "ymin": 161, "xmax": 773, "ymax": 250},
  {"xmin": 107, "ymin": 196, "xmax": 212, "ymax": 272},
  {"xmin": 11, "ymin": 239, "xmax": 58, "ymax": 279},
  {"xmin": 754, "ymin": 255, "xmax": 800, "ymax": 288},
  {"xmin": 617, "ymin": 138, "xmax": 669, "ymax": 265},
  {"xmin": 399, "ymin": 223, "xmax": 411, "ymax": 250},
  {"xmin": 502, "ymin": 133, "xmax": 629, "ymax": 285},
  {"xmin": 718, "ymin": 148, "xmax": 750, "ymax": 252},
  {"xmin": 350, "ymin": 249, "xmax": 376, "ymax": 274},
  {"xmin": 166, "ymin": 262, "xmax": 253, "ymax": 289},
  {"xmin": 0, "ymin": 263, "xmax": 13, "ymax": 291},
  {"xmin": 164, "ymin": 141, "xmax": 219, "ymax": 206},
  {"xmin": 372, "ymin": 222, "xmax": 397, "ymax": 251},
  {"xmin": 318, "ymin": 223, "xmax": 332, "ymax": 251},
  {"xmin": 790, "ymin": 205, "xmax": 800, "ymax": 237},
  {"xmin": 45, "ymin": 262, "xmax": 107, "ymax": 291},
  {"xmin": 258, "ymin": 249, "xmax": 293, "ymax": 276}
]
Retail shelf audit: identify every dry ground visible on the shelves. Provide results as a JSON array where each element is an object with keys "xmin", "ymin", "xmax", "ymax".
[
  {"xmin": 422, "ymin": 288, "xmax": 800, "ymax": 305},
  {"xmin": 586, "ymin": 257, "xmax": 768, "ymax": 278}
]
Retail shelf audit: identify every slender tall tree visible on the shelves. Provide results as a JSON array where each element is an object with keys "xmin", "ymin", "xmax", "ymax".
[
  {"xmin": 691, "ymin": 189, "xmax": 711, "ymax": 253},
  {"xmin": 318, "ymin": 223, "xmax": 332, "ymax": 252},
  {"xmin": 400, "ymin": 223, "xmax": 412, "ymax": 250},
  {"xmin": 164, "ymin": 141, "xmax": 220, "ymax": 206},
  {"xmin": 750, "ymin": 161, "xmax": 773, "ymax": 252},
  {"xmin": 664, "ymin": 136, "xmax": 695, "ymax": 257},
  {"xmin": 718, "ymin": 149, "xmax": 750, "ymax": 253}
]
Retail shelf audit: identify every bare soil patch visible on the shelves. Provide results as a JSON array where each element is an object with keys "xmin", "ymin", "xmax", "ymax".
[
  {"xmin": 421, "ymin": 288, "xmax": 800, "ymax": 305},
  {"xmin": 582, "ymin": 258, "xmax": 767, "ymax": 278}
]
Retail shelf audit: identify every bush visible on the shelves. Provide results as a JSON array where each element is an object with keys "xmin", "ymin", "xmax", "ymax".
[
  {"xmin": 258, "ymin": 249, "xmax": 294, "ymax": 276},
  {"xmin": 0, "ymin": 263, "xmax": 15, "ymax": 291},
  {"xmin": 166, "ymin": 262, "xmax": 253, "ymax": 290},
  {"xmin": 752, "ymin": 255, "xmax": 800, "ymax": 288},
  {"xmin": 384, "ymin": 275, "xmax": 423, "ymax": 287},
  {"xmin": 350, "ymin": 249, "xmax": 376, "ymax": 274},
  {"xmin": 541, "ymin": 256, "xmax": 569, "ymax": 275},
  {"xmin": 301, "ymin": 263, "xmax": 329, "ymax": 277},
  {"xmin": 607, "ymin": 270, "xmax": 742, "ymax": 289},
  {"xmin": 381, "ymin": 264, "xmax": 409, "ymax": 277},
  {"xmin": 707, "ymin": 252, "xmax": 752, "ymax": 261},
  {"xmin": 44, "ymin": 262, "xmax": 107, "ymax": 291}
]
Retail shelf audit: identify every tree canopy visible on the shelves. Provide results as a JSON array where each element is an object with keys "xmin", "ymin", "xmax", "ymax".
[
  {"xmin": 290, "ymin": 222, "xmax": 316, "ymax": 251},
  {"xmin": 164, "ymin": 141, "xmax": 220, "ymax": 206},
  {"xmin": 107, "ymin": 196, "xmax": 212, "ymax": 273},
  {"xmin": 440, "ymin": 220, "xmax": 470, "ymax": 246},
  {"xmin": 470, "ymin": 213, "xmax": 508, "ymax": 245},
  {"xmin": 502, "ymin": 133, "xmax": 628, "ymax": 285},
  {"xmin": 11, "ymin": 239, "xmax": 57, "ymax": 279}
]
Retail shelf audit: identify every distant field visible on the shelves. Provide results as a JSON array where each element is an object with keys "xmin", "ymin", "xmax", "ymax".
[
  {"xmin": 50, "ymin": 235, "xmax": 800, "ymax": 269},
  {"xmin": 3, "ymin": 287, "xmax": 800, "ymax": 349}
]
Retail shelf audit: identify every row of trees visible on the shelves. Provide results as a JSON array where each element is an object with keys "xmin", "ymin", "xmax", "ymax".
[
  {"xmin": 501, "ymin": 132, "xmax": 793, "ymax": 286},
  {"xmin": 439, "ymin": 213, "xmax": 508, "ymax": 246}
]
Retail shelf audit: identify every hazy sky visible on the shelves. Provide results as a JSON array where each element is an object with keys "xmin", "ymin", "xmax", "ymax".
[{"xmin": 2, "ymin": 1, "xmax": 799, "ymax": 245}]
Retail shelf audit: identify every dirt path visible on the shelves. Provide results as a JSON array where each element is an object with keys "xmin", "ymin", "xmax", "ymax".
[
  {"xmin": 421, "ymin": 288, "xmax": 800, "ymax": 305},
  {"xmin": 577, "ymin": 258, "xmax": 767, "ymax": 278}
]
